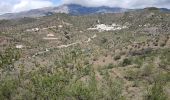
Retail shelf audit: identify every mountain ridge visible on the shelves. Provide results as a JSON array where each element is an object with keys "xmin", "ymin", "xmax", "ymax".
[
  {"xmin": 0, "ymin": 4, "xmax": 169, "ymax": 19},
  {"xmin": 0, "ymin": 4, "xmax": 128, "ymax": 19}
]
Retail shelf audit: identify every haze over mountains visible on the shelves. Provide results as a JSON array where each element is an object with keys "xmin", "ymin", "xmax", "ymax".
[{"xmin": 0, "ymin": 4, "xmax": 169, "ymax": 19}]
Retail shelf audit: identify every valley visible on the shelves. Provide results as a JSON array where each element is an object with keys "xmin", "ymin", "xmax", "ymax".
[{"xmin": 0, "ymin": 8, "xmax": 170, "ymax": 100}]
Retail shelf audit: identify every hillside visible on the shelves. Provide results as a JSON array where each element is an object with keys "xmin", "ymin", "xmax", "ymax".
[
  {"xmin": 0, "ymin": 8, "xmax": 170, "ymax": 100},
  {"xmin": 0, "ymin": 4, "xmax": 128, "ymax": 19}
]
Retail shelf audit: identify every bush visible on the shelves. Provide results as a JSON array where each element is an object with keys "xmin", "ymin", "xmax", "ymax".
[
  {"xmin": 101, "ymin": 37, "xmax": 108, "ymax": 44},
  {"xmin": 107, "ymin": 63, "xmax": 114, "ymax": 69},
  {"xmin": 145, "ymin": 83, "xmax": 168, "ymax": 100},
  {"xmin": 69, "ymin": 82, "xmax": 94, "ymax": 100},
  {"xmin": 145, "ymin": 72, "xmax": 169, "ymax": 100},
  {"xmin": 141, "ymin": 65, "xmax": 153, "ymax": 77},
  {"xmin": 114, "ymin": 55, "xmax": 121, "ymax": 60},
  {"xmin": 0, "ymin": 47, "xmax": 21, "ymax": 70},
  {"xmin": 0, "ymin": 79, "xmax": 18, "ymax": 100},
  {"xmin": 122, "ymin": 58, "xmax": 132, "ymax": 66},
  {"xmin": 103, "ymin": 74, "xmax": 124, "ymax": 100},
  {"xmin": 125, "ymin": 69, "xmax": 139, "ymax": 81},
  {"xmin": 133, "ymin": 57, "xmax": 143, "ymax": 68}
]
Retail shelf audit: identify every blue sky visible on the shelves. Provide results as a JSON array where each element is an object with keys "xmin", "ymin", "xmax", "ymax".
[
  {"xmin": 52, "ymin": 0, "xmax": 62, "ymax": 5},
  {"xmin": 0, "ymin": 0, "xmax": 170, "ymax": 14}
]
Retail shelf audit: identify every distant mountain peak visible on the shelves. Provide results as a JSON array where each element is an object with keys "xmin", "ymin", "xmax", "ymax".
[
  {"xmin": 0, "ymin": 4, "xmax": 169, "ymax": 20},
  {"xmin": 0, "ymin": 4, "xmax": 128, "ymax": 19},
  {"xmin": 144, "ymin": 7, "xmax": 160, "ymax": 10},
  {"xmin": 143, "ymin": 7, "xmax": 170, "ymax": 13}
]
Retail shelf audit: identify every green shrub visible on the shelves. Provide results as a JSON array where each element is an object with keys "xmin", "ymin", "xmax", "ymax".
[
  {"xmin": 0, "ymin": 79, "xmax": 18, "ymax": 100},
  {"xmin": 69, "ymin": 81, "xmax": 94, "ymax": 100},
  {"xmin": 141, "ymin": 65, "xmax": 153, "ymax": 77},
  {"xmin": 133, "ymin": 57, "xmax": 143, "ymax": 68},
  {"xmin": 103, "ymin": 73, "xmax": 124, "ymax": 100},
  {"xmin": 145, "ymin": 83, "xmax": 168, "ymax": 100},
  {"xmin": 122, "ymin": 58, "xmax": 132, "ymax": 67},
  {"xmin": 145, "ymin": 72, "xmax": 169, "ymax": 100},
  {"xmin": 0, "ymin": 47, "xmax": 21, "ymax": 70},
  {"xmin": 107, "ymin": 63, "xmax": 114, "ymax": 69},
  {"xmin": 114, "ymin": 55, "xmax": 121, "ymax": 60},
  {"xmin": 125, "ymin": 69, "xmax": 139, "ymax": 81},
  {"xmin": 101, "ymin": 37, "xmax": 108, "ymax": 44}
]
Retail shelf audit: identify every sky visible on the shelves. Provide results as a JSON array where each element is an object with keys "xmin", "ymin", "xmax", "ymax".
[{"xmin": 0, "ymin": 0, "xmax": 170, "ymax": 14}]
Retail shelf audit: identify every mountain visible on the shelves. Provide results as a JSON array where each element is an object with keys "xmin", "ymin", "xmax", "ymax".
[
  {"xmin": 60, "ymin": 4, "xmax": 127, "ymax": 15},
  {"xmin": 160, "ymin": 8, "xmax": 170, "ymax": 12},
  {"xmin": 0, "ymin": 4, "xmax": 170, "ymax": 20},
  {"xmin": 0, "ymin": 4, "xmax": 127, "ymax": 19},
  {"xmin": 143, "ymin": 7, "xmax": 170, "ymax": 12},
  {"xmin": 0, "ymin": 6, "xmax": 69, "ymax": 20}
]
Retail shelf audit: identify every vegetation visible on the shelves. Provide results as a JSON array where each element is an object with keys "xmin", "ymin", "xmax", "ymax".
[{"xmin": 0, "ymin": 9, "xmax": 170, "ymax": 100}]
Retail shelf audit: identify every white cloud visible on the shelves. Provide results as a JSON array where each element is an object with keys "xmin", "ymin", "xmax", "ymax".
[
  {"xmin": 0, "ymin": 0, "xmax": 53, "ymax": 14},
  {"xmin": 13, "ymin": 0, "xmax": 53, "ymax": 12},
  {"xmin": 0, "ymin": 0, "xmax": 170, "ymax": 14},
  {"xmin": 0, "ymin": 1, "xmax": 13, "ymax": 14},
  {"xmin": 62, "ymin": 0, "xmax": 170, "ymax": 8}
]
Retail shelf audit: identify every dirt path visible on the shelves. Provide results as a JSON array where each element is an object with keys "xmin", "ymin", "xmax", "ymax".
[
  {"xmin": 33, "ymin": 34, "xmax": 97, "ymax": 57},
  {"xmin": 57, "ymin": 41, "xmax": 81, "ymax": 48}
]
